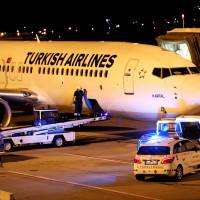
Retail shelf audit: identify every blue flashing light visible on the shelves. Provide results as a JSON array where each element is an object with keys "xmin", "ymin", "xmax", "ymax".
[
  {"xmin": 103, "ymin": 112, "xmax": 111, "ymax": 119},
  {"xmin": 137, "ymin": 132, "xmax": 171, "ymax": 150}
]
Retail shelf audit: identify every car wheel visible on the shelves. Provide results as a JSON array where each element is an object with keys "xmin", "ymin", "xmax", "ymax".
[
  {"xmin": 53, "ymin": 137, "xmax": 64, "ymax": 147},
  {"xmin": 174, "ymin": 165, "xmax": 183, "ymax": 181},
  {"xmin": 4, "ymin": 141, "xmax": 13, "ymax": 152},
  {"xmin": 135, "ymin": 174, "xmax": 145, "ymax": 181}
]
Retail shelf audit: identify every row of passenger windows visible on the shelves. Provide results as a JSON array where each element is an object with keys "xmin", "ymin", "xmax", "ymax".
[
  {"xmin": 0, "ymin": 65, "xmax": 108, "ymax": 78},
  {"xmin": 152, "ymin": 66, "xmax": 200, "ymax": 79},
  {"xmin": 38, "ymin": 67, "xmax": 108, "ymax": 78},
  {"xmin": 0, "ymin": 65, "xmax": 33, "ymax": 74}
]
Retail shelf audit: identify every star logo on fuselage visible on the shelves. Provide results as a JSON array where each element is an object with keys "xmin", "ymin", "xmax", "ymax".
[{"xmin": 138, "ymin": 68, "xmax": 147, "ymax": 78}]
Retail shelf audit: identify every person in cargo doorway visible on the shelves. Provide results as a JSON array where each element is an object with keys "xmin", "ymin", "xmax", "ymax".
[{"xmin": 73, "ymin": 87, "xmax": 86, "ymax": 118}]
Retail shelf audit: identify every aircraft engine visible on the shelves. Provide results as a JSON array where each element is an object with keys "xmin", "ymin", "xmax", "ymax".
[{"xmin": 0, "ymin": 98, "xmax": 11, "ymax": 127}]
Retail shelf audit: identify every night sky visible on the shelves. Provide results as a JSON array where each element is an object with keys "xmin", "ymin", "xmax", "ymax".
[
  {"xmin": 0, "ymin": 0, "xmax": 198, "ymax": 43},
  {"xmin": 0, "ymin": 0, "xmax": 193, "ymax": 23}
]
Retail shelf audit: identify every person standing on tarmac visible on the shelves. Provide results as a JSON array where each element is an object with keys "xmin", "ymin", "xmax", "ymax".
[{"xmin": 73, "ymin": 87, "xmax": 86, "ymax": 118}]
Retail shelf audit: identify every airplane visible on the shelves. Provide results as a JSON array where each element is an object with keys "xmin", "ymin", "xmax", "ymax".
[{"xmin": 0, "ymin": 40, "xmax": 200, "ymax": 127}]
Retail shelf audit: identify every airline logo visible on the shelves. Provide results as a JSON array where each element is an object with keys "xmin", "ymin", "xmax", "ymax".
[
  {"xmin": 6, "ymin": 57, "xmax": 12, "ymax": 63},
  {"xmin": 24, "ymin": 52, "xmax": 117, "ymax": 68}
]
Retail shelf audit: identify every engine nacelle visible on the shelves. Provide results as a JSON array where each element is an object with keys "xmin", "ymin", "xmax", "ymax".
[{"xmin": 0, "ymin": 98, "xmax": 11, "ymax": 127}]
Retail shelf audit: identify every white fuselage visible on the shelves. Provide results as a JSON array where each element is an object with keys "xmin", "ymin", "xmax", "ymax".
[{"xmin": 0, "ymin": 41, "xmax": 199, "ymax": 120}]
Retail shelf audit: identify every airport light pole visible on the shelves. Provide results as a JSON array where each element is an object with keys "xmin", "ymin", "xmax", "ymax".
[{"xmin": 182, "ymin": 14, "xmax": 185, "ymax": 28}]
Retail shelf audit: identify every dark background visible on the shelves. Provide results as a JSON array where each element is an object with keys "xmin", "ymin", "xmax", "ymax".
[{"xmin": 0, "ymin": 0, "xmax": 199, "ymax": 44}]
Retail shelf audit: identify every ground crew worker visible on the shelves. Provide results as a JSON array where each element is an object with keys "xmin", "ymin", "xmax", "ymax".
[
  {"xmin": 161, "ymin": 107, "xmax": 167, "ymax": 119},
  {"xmin": 73, "ymin": 87, "xmax": 86, "ymax": 118}
]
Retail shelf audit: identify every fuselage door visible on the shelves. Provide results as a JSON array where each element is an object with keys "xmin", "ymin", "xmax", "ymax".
[{"xmin": 123, "ymin": 59, "xmax": 139, "ymax": 95}]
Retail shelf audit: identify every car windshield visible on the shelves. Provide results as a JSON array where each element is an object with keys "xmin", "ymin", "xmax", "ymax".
[{"xmin": 137, "ymin": 146, "xmax": 170, "ymax": 155}]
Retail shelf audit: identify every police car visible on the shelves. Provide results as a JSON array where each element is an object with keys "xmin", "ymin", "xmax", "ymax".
[{"xmin": 133, "ymin": 136, "xmax": 200, "ymax": 181}]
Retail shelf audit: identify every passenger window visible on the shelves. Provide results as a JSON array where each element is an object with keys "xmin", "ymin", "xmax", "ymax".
[
  {"xmin": 38, "ymin": 67, "xmax": 41, "ymax": 74},
  {"xmin": 99, "ymin": 70, "xmax": 103, "ymax": 77},
  {"xmin": 56, "ymin": 68, "xmax": 59, "ymax": 75},
  {"xmin": 47, "ymin": 67, "xmax": 50, "ymax": 74},
  {"xmin": 152, "ymin": 68, "xmax": 161, "ymax": 78},
  {"xmin": 26, "ymin": 67, "xmax": 29, "ymax": 73},
  {"xmin": 76, "ymin": 69, "xmax": 79, "ymax": 76},
  {"xmin": 94, "ymin": 70, "xmax": 98, "ymax": 77},
  {"xmin": 85, "ymin": 69, "xmax": 88, "ymax": 76},
  {"xmin": 66, "ymin": 68, "xmax": 69, "ymax": 75},
  {"xmin": 61, "ymin": 68, "xmax": 64, "ymax": 75},
  {"xmin": 179, "ymin": 141, "xmax": 187, "ymax": 152},
  {"xmin": 11, "ymin": 66, "xmax": 14, "ymax": 72},
  {"xmin": 7, "ymin": 65, "xmax": 9, "ymax": 72},
  {"xmin": 2, "ymin": 65, "xmax": 5, "ymax": 72},
  {"xmin": 22, "ymin": 66, "xmax": 26, "ymax": 73},
  {"xmin": 71, "ymin": 69, "xmax": 74, "ymax": 76},
  {"xmin": 173, "ymin": 142, "xmax": 182, "ymax": 153},
  {"xmin": 80, "ymin": 69, "xmax": 83, "ymax": 76},
  {"xmin": 18, "ymin": 66, "xmax": 21, "ymax": 73},
  {"xmin": 89, "ymin": 70, "xmax": 93, "ymax": 77},
  {"xmin": 104, "ymin": 70, "xmax": 108, "ymax": 78},
  {"xmin": 43, "ymin": 67, "xmax": 46, "ymax": 74},
  {"xmin": 30, "ymin": 67, "xmax": 33, "ymax": 74},
  {"xmin": 184, "ymin": 141, "xmax": 196, "ymax": 151}
]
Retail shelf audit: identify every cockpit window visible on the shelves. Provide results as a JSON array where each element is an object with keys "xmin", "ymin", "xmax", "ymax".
[
  {"xmin": 152, "ymin": 67, "xmax": 199, "ymax": 79},
  {"xmin": 152, "ymin": 67, "xmax": 172, "ymax": 78},
  {"xmin": 189, "ymin": 67, "xmax": 200, "ymax": 74},
  {"xmin": 162, "ymin": 68, "xmax": 171, "ymax": 78},
  {"xmin": 171, "ymin": 67, "xmax": 189, "ymax": 75},
  {"xmin": 152, "ymin": 68, "xmax": 161, "ymax": 77}
]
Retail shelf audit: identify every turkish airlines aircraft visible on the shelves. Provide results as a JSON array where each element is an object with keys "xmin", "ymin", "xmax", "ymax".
[{"xmin": 0, "ymin": 41, "xmax": 199, "ymax": 127}]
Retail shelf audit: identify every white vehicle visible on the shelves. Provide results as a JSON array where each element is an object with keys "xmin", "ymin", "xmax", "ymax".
[
  {"xmin": 156, "ymin": 117, "xmax": 200, "ymax": 144},
  {"xmin": 133, "ymin": 137, "xmax": 200, "ymax": 181},
  {"xmin": 2, "ymin": 128, "xmax": 75, "ymax": 152},
  {"xmin": 138, "ymin": 116, "xmax": 200, "ymax": 150},
  {"xmin": 0, "ymin": 41, "xmax": 199, "ymax": 128},
  {"xmin": 1, "ymin": 114, "xmax": 108, "ymax": 151}
]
